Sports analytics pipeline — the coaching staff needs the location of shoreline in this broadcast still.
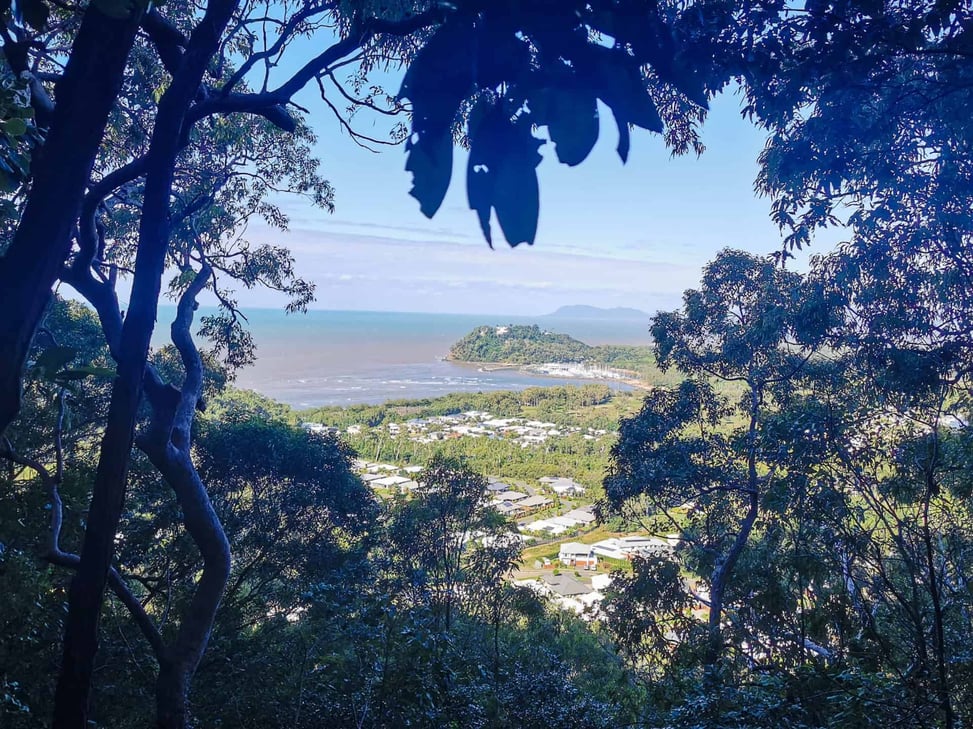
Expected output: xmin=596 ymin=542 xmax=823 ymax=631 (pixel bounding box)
xmin=447 ymin=358 xmax=651 ymax=391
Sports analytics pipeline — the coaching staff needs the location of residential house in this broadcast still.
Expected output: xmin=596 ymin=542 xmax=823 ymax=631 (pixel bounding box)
xmin=372 ymin=475 xmax=411 ymax=488
xmin=546 ymin=477 xmax=587 ymax=497
xmin=562 ymin=508 xmax=597 ymax=525
xmin=590 ymin=535 xmax=673 ymax=560
xmin=558 ymin=542 xmax=598 ymax=569
xmin=534 ymin=573 xmax=601 ymax=615
xmin=518 ymin=495 xmax=552 ymax=510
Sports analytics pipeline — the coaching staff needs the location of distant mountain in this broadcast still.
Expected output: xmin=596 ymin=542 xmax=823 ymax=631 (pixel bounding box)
xmin=545 ymin=305 xmax=650 ymax=320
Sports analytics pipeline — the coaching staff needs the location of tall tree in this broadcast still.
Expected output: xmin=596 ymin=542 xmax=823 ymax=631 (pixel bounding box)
xmin=605 ymin=249 xmax=839 ymax=665
xmin=0 ymin=0 xmax=148 ymax=435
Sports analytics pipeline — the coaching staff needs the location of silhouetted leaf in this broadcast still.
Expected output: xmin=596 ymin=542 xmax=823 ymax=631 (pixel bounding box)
xmin=466 ymin=158 xmax=494 ymax=247
xmin=466 ymin=106 xmax=543 ymax=247
xmin=474 ymin=19 xmax=531 ymax=89
xmin=494 ymin=150 xmax=541 ymax=247
xmin=615 ymin=117 xmax=631 ymax=163
xmin=622 ymin=1 xmax=709 ymax=110
xmin=406 ymin=130 xmax=453 ymax=218
xmin=591 ymin=48 xmax=663 ymax=134
xmin=536 ymin=86 xmax=599 ymax=167
xmin=399 ymin=20 xmax=475 ymax=137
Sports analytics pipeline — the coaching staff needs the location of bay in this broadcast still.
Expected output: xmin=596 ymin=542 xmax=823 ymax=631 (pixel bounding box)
xmin=154 ymin=308 xmax=653 ymax=408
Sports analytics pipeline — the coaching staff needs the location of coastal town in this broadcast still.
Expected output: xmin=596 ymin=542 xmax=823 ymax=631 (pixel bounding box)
xmin=303 ymin=407 xmax=688 ymax=618
xmin=306 ymin=407 xmax=611 ymax=448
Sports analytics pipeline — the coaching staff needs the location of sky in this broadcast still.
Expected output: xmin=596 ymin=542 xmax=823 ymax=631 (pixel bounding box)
xmin=221 ymin=51 xmax=830 ymax=317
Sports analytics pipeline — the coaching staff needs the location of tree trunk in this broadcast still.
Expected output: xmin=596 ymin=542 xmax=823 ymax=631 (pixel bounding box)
xmin=52 ymin=340 xmax=150 ymax=727
xmin=156 ymin=661 xmax=189 ymax=729
xmin=705 ymin=391 xmax=762 ymax=666
xmin=143 ymin=440 xmax=232 ymax=729
xmin=53 ymin=3 xmax=241 ymax=724
xmin=0 ymin=6 xmax=143 ymax=438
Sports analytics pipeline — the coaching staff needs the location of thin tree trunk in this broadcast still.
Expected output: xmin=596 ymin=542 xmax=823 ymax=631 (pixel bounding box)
xmin=156 ymin=661 xmax=190 ymax=729
xmin=0 ymin=6 xmax=143 ymax=437
xmin=142 ymin=441 xmax=231 ymax=729
xmin=53 ymin=1 xmax=239 ymax=722
xmin=922 ymin=439 xmax=953 ymax=729
xmin=706 ymin=388 xmax=761 ymax=666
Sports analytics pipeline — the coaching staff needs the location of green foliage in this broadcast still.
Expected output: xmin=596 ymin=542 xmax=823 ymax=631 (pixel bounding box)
xmin=449 ymin=324 xmax=596 ymax=363
xmin=0 ymin=69 xmax=39 ymax=227
xmin=300 ymin=384 xmax=640 ymax=429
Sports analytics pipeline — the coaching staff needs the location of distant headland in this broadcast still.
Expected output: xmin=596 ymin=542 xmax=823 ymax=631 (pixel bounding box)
xmin=445 ymin=324 xmax=668 ymax=390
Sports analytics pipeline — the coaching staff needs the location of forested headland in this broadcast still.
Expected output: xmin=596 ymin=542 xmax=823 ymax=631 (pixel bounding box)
xmin=447 ymin=324 xmax=673 ymax=382
xmin=1 ymin=0 xmax=972 ymax=728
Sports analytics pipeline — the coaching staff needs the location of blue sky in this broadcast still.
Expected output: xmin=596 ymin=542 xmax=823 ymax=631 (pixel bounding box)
xmin=239 ymin=67 xmax=825 ymax=316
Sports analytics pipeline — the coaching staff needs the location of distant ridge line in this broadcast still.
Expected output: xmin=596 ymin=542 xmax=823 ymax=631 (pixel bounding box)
xmin=544 ymin=305 xmax=650 ymax=320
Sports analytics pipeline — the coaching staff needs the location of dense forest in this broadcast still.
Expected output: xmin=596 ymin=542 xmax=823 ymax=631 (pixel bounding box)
xmin=1 ymin=0 xmax=971 ymax=727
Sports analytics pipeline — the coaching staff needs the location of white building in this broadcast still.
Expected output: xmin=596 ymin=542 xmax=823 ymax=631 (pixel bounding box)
xmin=590 ymin=535 xmax=673 ymax=560
xmin=546 ymin=477 xmax=587 ymax=497
xmin=559 ymin=542 xmax=598 ymax=569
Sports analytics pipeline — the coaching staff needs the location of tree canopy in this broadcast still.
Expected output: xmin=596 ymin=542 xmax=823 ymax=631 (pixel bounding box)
xmin=2 ymin=0 xmax=973 ymax=727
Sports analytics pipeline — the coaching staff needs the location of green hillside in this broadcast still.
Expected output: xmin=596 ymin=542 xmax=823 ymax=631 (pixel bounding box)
xmin=447 ymin=325 xmax=593 ymax=364
xmin=446 ymin=324 xmax=683 ymax=386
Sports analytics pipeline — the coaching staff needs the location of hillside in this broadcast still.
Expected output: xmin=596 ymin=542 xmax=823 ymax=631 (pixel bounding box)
xmin=448 ymin=324 xmax=592 ymax=364
xmin=446 ymin=323 xmax=669 ymax=375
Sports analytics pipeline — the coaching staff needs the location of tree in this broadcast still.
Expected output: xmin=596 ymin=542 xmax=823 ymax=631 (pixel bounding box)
xmin=387 ymin=453 xmax=520 ymax=633
xmin=0 ymin=0 xmax=148 ymax=435
xmin=0 ymin=3 xmax=450 ymax=724
xmin=604 ymin=249 xmax=839 ymax=665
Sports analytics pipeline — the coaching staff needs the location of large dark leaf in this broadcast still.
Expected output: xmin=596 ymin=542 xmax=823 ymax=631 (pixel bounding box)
xmin=399 ymin=20 xmax=475 ymax=137
xmin=405 ymin=130 xmax=453 ymax=218
xmin=615 ymin=116 xmax=632 ymax=163
xmin=592 ymin=49 xmax=664 ymax=133
xmin=537 ymin=86 xmax=599 ymax=167
xmin=602 ymin=1 xmax=709 ymax=109
xmin=580 ymin=47 xmax=663 ymax=161
xmin=466 ymin=105 xmax=543 ymax=247
xmin=493 ymin=143 xmax=542 ymax=246
xmin=467 ymin=159 xmax=495 ymax=247
xmin=474 ymin=16 xmax=531 ymax=89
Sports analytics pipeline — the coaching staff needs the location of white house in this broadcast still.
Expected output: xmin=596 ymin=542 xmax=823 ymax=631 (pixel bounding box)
xmin=591 ymin=535 xmax=673 ymax=560
xmin=372 ymin=475 xmax=411 ymax=488
xmin=559 ymin=542 xmax=598 ymax=569
xmin=521 ymin=519 xmax=568 ymax=536
xmin=546 ymin=477 xmax=587 ymax=497
xmin=537 ymin=573 xmax=601 ymax=615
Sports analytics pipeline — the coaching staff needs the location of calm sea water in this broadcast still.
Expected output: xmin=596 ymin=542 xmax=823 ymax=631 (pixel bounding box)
xmin=154 ymin=308 xmax=652 ymax=408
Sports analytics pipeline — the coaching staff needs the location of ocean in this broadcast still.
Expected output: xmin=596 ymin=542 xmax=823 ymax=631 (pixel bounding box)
xmin=154 ymin=308 xmax=653 ymax=409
